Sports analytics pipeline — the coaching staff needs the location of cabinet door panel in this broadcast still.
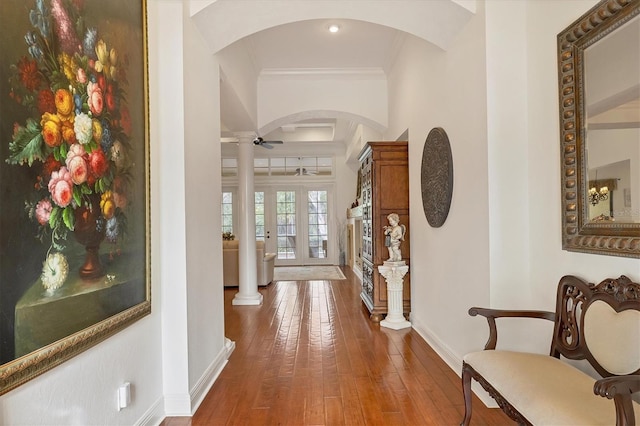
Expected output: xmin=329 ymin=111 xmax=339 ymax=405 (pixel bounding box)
xmin=378 ymin=164 xmax=409 ymax=210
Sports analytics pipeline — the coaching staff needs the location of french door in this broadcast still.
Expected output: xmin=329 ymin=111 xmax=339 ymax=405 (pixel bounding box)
xmin=257 ymin=186 xmax=334 ymax=266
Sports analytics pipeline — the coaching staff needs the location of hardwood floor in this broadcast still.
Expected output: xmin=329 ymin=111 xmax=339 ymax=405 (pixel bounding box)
xmin=162 ymin=267 xmax=511 ymax=425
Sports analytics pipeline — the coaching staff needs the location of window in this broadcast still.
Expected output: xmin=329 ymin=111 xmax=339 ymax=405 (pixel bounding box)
xmin=221 ymin=191 xmax=265 ymax=240
xmin=221 ymin=156 xmax=333 ymax=177
xmin=222 ymin=159 xmax=237 ymax=177
xmin=254 ymin=158 xmax=269 ymax=177
xmin=255 ymin=191 xmax=265 ymax=241
xmin=276 ymin=191 xmax=296 ymax=259
xmin=221 ymin=191 xmax=233 ymax=234
xmin=307 ymin=190 xmax=328 ymax=258
xmin=270 ymin=157 xmax=286 ymax=176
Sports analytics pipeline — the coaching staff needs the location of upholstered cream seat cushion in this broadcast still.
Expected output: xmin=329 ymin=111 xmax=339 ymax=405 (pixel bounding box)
xmin=222 ymin=240 xmax=275 ymax=287
xmin=464 ymin=350 xmax=640 ymax=426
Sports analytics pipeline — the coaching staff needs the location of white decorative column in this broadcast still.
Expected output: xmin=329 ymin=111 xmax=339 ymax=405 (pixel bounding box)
xmin=232 ymin=132 xmax=263 ymax=306
xmin=378 ymin=261 xmax=410 ymax=329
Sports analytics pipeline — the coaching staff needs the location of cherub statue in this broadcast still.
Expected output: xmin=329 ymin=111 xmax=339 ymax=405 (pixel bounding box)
xmin=383 ymin=213 xmax=406 ymax=262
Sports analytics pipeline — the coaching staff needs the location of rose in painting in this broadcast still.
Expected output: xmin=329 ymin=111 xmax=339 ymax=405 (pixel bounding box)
xmin=6 ymin=0 xmax=135 ymax=286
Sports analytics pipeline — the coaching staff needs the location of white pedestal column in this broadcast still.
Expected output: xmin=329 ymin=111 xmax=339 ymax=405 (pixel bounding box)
xmin=378 ymin=261 xmax=410 ymax=330
xmin=232 ymin=132 xmax=263 ymax=306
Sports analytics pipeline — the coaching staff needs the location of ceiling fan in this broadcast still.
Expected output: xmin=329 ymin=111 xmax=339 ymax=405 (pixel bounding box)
xmin=253 ymin=136 xmax=283 ymax=149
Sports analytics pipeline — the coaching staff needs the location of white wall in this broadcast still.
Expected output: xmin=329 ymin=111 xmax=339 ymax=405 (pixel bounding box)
xmin=257 ymin=70 xmax=388 ymax=132
xmin=334 ymin=152 xmax=359 ymax=259
xmin=345 ymin=123 xmax=384 ymax=167
xmin=217 ymin=43 xmax=260 ymax=130
xmin=485 ymin=0 xmax=532 ymax=311
xmin=159 ymin=0 xmax=232 ymax=416
xmin=525 ymin=0 xmax=640 ymax=309
xmin=182 ymin=1 xmax=229 ymax=412
xmin=385 ymin=0 xmax=640 ymax=378
xmin=386 ymin=2 xmax=491 ymax=364
xmin=0 ymin=315 xmax=164 ymax=426
xmin=156 ymin=0 xmax=191 ymax=416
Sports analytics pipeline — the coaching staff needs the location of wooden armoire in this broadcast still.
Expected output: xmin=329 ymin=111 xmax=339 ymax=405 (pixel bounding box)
xmin=358 ymin=141 xmax=410 ymax=322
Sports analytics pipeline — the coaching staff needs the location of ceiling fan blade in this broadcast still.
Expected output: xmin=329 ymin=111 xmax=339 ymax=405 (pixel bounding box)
xmin=253 ymin=137 xmax=283 ymax=148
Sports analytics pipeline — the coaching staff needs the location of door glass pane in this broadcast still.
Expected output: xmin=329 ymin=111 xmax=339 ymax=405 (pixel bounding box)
xmin=276 ymin=191 xmax=296 ymax=259
xmin=255 ymin=191 xmax=265 ymax=241
xmin=221 ymin=191 xmax=233 ymax=234
xmin=308 ymin=190 xmax=328 ymax=259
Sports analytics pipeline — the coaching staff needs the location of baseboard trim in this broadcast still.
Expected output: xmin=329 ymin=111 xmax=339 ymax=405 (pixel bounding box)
xmin=135 ymin=396 xmax=166 ymax=426
xmin=411 ymin=318 xmax=497 ymax=408
xmin=139 ymin=338 xmax=236 ymax=424
xmin=163 ymin=393 xmax=192 ymax=417
xmin=190 ymin=337 xmax=236 ymax=414
xmin=352 ymin=264 xmax=363 ymax=281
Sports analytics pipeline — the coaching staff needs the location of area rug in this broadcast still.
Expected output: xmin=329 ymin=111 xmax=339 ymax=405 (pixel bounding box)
xmin=274 ymin=265 xmax=346 ymax=281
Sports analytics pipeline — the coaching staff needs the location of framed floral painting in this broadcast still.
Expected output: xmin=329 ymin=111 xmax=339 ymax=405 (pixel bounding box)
xmin=0 ymin=0 xmax=149 ymax=395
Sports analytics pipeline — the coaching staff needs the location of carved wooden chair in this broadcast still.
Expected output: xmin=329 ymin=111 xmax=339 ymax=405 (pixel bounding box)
xmin=460 ymin=275 xmax=640 ymax=425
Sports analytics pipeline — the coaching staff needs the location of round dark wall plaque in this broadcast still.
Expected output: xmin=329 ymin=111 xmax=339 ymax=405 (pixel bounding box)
xmin=421 ymin=127 xmax=453 ymax=228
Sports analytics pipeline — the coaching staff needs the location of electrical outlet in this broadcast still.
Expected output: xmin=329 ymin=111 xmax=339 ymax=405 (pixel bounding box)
xmin=117 ymin=382 xmax=131 ymax=411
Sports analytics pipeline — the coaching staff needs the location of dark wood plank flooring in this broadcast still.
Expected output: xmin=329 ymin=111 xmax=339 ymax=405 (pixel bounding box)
xmin=162 ymin=266 xmax=510 ymax=425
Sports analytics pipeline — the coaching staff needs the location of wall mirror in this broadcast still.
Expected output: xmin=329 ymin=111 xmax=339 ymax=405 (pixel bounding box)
xmin=558 ymin=0 xmax=640 ymax=257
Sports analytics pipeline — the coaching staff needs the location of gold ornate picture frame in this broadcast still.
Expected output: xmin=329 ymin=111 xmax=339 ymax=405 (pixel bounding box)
xmin=0 ymin=0 xmax=150 ymax=395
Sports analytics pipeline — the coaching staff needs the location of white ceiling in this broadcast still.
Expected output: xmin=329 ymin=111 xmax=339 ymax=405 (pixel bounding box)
xmin=246 ymin=19 xmax=404 ymax=71
xmin=220 ymin=19 xmax=405 ymax=150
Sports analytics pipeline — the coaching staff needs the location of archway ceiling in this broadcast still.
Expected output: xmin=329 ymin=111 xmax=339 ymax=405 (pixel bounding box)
xmin=247 ymin=19 xmax=403 ymax=71
xmin=203 ymin=1 xmax=475 ymax=151
xmin=219 ymin=19 xmax=403 ymax=151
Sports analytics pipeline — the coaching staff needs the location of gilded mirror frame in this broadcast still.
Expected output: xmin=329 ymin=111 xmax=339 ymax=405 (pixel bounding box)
xmin=558 ymin=0 xmax=640 ymax=258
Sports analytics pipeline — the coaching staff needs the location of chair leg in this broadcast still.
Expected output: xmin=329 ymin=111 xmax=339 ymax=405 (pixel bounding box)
xmin=461 ymin=362 xmax=473 ymax=426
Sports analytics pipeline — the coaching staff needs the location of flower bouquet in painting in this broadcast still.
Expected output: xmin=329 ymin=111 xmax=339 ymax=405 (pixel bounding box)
xmin=7 ymin=0 xmax=134 ymax=287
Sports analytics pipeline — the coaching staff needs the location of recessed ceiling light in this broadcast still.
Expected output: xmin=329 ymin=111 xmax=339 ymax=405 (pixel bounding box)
xmin=328 ymin=24 xmax=340 ymax=33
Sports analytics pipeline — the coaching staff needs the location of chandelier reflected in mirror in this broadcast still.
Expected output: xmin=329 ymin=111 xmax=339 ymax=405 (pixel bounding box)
xmin=589 ymin=184 xmax=609 ymax=206
xmin=588 ymin=171 xmax=611 ymax=206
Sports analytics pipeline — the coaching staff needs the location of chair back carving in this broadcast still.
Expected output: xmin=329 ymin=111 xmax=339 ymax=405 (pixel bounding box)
xmin=550 ymin=275 xmax=640 ymax=378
